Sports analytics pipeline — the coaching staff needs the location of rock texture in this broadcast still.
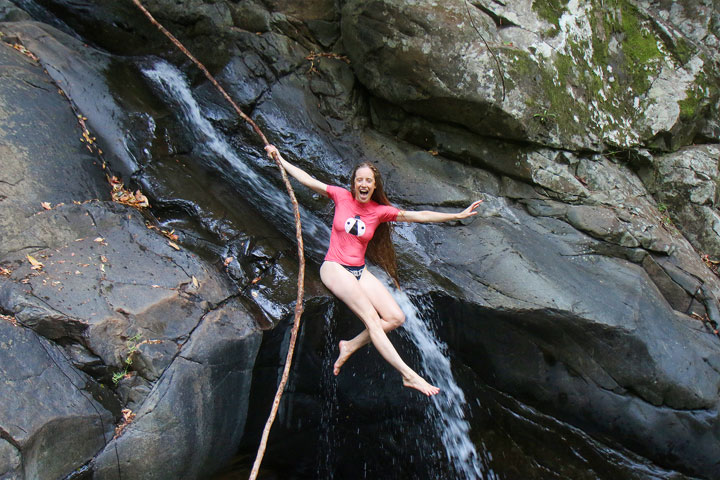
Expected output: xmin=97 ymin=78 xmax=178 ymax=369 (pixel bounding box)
xmin=0 ymin=32 xmax=265 ymax=480
xmin=2 ymin=0 xmax=720 ymax=479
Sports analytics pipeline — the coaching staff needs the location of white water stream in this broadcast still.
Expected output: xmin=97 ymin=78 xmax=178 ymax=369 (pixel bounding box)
xmin=395 ymin=290 xmax=494 ymax=480
xmin=140 ymin=60 xmax=327 ymax=252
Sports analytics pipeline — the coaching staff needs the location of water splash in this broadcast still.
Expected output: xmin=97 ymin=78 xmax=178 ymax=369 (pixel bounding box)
xmin=394 ymin=290 xmax=495 ymax=480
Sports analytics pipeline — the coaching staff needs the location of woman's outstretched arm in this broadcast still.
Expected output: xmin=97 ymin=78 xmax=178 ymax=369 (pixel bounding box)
xmin=265 ymin=145 xmax=328 ymax=196
xmin=397 ymin=200 xmax=482 ymax=223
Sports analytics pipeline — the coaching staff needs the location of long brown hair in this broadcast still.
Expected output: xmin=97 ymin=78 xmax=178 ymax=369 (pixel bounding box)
xmin=351 ymin=162 xmax=400 ymax=287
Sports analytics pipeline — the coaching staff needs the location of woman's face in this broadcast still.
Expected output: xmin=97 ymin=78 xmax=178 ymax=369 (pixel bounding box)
xmin=353 ymin=166 xmax=376 ymax=203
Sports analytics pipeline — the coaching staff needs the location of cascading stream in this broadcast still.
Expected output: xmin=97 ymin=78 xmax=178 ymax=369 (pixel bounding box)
xmin=140 ymin=59 xmax=329 ymax=256
xmin=395 ymin=290 xmax=496 ymax=480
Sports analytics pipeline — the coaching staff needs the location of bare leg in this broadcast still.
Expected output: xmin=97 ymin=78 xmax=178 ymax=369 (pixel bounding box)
xmin=321 ymin=262 xmax=439 ymax=396
xmin=334 ymin=269 xmax=405 ymax=375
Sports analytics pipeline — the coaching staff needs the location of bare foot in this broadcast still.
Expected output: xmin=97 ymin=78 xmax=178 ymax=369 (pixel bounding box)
xmin=403 ymin=375 xmax=440 ymax=396
xmin=333 ymin=340 xmax=352 ymax=376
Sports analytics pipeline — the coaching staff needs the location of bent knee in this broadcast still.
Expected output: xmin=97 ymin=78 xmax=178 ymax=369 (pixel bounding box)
xmin=387 ymin=311 xmax=405 ymax=328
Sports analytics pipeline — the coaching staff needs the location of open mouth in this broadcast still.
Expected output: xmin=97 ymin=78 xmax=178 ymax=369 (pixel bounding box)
xmin=357 ymin=187 xmax=370 ymax=199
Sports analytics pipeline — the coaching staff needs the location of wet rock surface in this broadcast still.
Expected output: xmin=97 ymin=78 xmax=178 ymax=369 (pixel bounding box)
xmin=2 ymin=0 xmax=720 ymax=479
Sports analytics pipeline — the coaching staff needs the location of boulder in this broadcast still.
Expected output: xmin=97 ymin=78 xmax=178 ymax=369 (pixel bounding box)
xmin=0 ymin=319 xmax=114 ymax=479
xmin=341 ymin=0 xmax=720 ymax=151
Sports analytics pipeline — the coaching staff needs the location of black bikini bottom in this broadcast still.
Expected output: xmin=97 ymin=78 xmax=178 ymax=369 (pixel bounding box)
xmin=341 ymin=264 xmax=365 ymax=280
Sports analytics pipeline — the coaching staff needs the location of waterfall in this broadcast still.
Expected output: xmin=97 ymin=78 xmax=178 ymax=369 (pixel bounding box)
xmin=139 ymin=59 xmax=328 ymax=254
xmin=141 ymin=57 xmax=492 ymax=478
xmin=395 ymin=290 xmax=495 ymax=480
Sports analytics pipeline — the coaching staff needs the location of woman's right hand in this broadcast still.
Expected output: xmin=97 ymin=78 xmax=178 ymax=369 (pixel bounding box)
xmin=264 ymin=144 xmax=280 ymax=160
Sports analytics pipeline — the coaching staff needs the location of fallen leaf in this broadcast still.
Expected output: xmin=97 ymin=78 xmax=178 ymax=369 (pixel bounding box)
xmin=192 ymin=276 xmax=199 ymax=288
xmin=168 ymin=241 xmax=180 ymax=251
xmin=27 ymin=255 xmax=43 ymax=270
xmin=134 ymin=191 xmax=150 ymax=208
xmin=224 ymin=257 xmax=234 ymax=266
xmin=251 ymin=290 xmax=258 ymax=298
xmin=41 ymin=202 xmax=52 ymax=210
xmin=114 ymin=408 xmax=136 ymax=439
xmin=0 ymin=267 xmax=10 ymax=276
xmin=251 ymin=276 xmax=261 ymax=284
xmin=94 ymin=237 xmax=104 ymax=243
xmin=100 ymin=255 xmax=108 ymax=263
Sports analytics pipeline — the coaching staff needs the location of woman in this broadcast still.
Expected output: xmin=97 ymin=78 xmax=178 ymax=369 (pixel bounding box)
xmin=265 ymin=145 xmax=481 ymax=397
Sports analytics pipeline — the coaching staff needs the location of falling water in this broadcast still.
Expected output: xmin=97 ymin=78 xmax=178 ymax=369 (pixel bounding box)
xmin=317 ymin=304 xmax=339 ymax=478
xmin=140 ymin=59 xmax=328 ymax=253
xmin=394 ymin=290 xmax=495 ymax=480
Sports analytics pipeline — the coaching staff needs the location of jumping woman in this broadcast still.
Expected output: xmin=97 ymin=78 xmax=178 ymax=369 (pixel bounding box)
xmin=265 ymin=145 xmax=481 ymax=397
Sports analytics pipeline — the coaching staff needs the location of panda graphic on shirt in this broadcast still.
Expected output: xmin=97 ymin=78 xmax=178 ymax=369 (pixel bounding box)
xmin=344 ymin=215 xmax=366 ymax=237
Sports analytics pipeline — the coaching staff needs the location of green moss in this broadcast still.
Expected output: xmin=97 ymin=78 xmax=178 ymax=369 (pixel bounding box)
xmin=508 ymin=50 xmax=586 ymax=131
xmin=532 ymin=0 xmax=569 ymax=30
xmin=619 ymin=1 xmax=661 ymax=64
xmin=678 ymin=71 xmax=708 ymax=121
xmin=668 ymin=36 xmax=695 ymax=65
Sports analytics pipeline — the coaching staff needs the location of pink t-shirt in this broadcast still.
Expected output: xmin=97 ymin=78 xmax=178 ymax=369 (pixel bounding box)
xmin=324 ymin=185 xmax=400 ymax=266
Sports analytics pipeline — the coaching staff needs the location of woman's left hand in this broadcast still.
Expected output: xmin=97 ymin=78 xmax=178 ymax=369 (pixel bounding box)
xmin=457 ymin=200 xmax=483 ymax=219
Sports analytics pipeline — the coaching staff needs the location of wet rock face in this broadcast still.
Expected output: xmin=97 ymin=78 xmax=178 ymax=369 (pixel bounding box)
xmin=0 ymin=31 xmax=267 ymax=480
xmin=0 ymin=319 xmax=114 ymax=480
xmin=2 ymin=0 xmax=720 ymax=479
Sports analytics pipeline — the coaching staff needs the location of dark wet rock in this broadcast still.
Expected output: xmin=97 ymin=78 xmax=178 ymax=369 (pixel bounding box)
xmin=92 ymin=297 xmax=260 ymax=479
xmin=0 ymin=31 xmax=270 ymax=480
xmin=436 ymin=292 xmax=720 ymax=478
xmin=0 ymin=319 xmax=114 ymax=480
xmin=0 ymin=21 xmax=143 ymax=177
xmin=0 ymin=0 xmax=30 ymax=21
xmin=0 ymin=39 xmax=108 ymax=259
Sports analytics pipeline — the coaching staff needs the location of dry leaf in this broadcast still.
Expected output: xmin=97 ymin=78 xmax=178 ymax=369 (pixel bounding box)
xmin=100 ymin=255 xmax=108 ymax=263
xmin=114 ymin=408 xmax=136 ymax=439
xmin=41 ymin=202 xmax=52 ymax=210
xmin=167 ymin=241 xmax=180 ymax=251
xmin=251 ymin=290 xmax=258 ymax=298
xmin=251 ymin=276 xmax=261 ymax=284
xmin=27 ymin=255 xmax=43 ymax=270
xmin=223 ymin=257 xmax=234 ymax=266
xmin=191 ymin=276 xmax=199 ymax=288
xmin=94 ymin=237 xmax=104 ymax=243
xmin=0 ymin=267 xmax=11 ymax=276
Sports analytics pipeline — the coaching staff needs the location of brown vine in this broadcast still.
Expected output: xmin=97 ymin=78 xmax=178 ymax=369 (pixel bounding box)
xmin=130 ymin=2 xmax=306 ymax=479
